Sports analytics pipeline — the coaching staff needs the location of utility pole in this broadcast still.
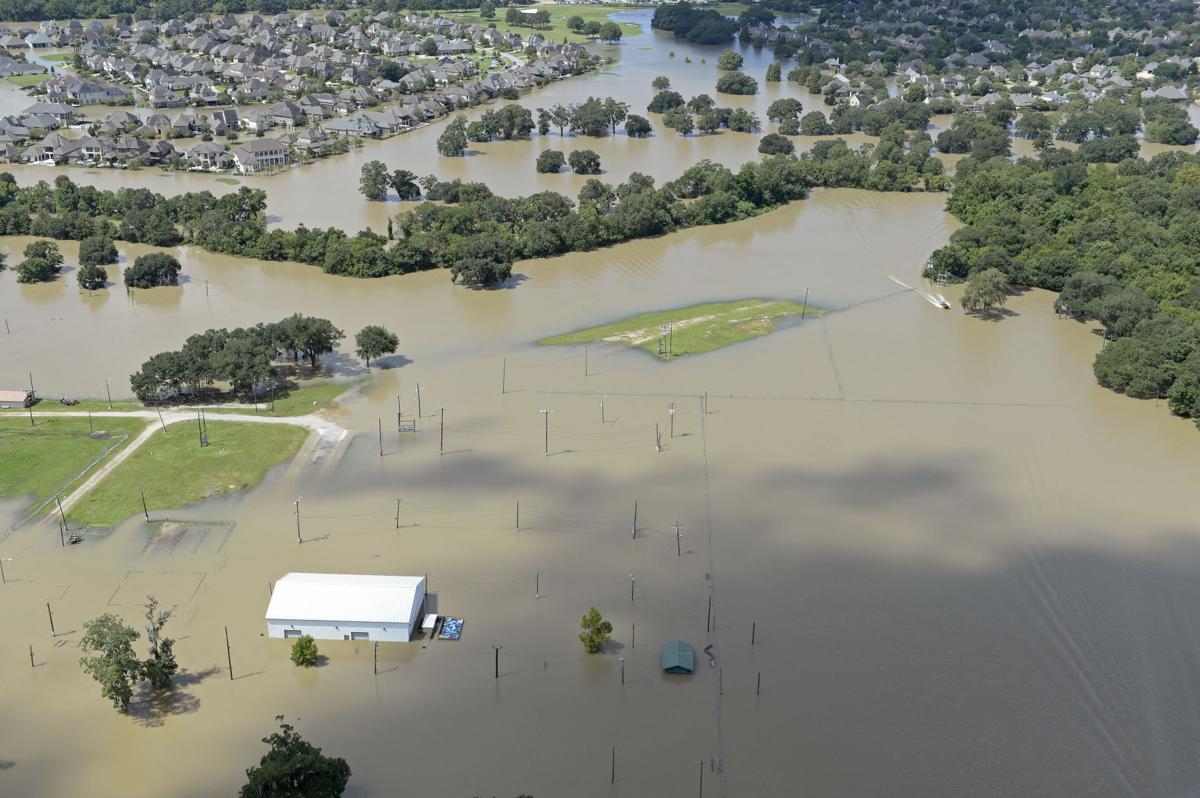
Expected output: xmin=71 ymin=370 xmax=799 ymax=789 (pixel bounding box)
xmin=538 ymin=409 xmax=552 ymax=455
xmin=46 ymin=603 xmax=55 ymax=635
xmin=655 ymin=423 xmax=661 ymax=453
xmin=225 ymin=625 xmax=233 ymax=680
xmin=54 ymin=494 xmax=67 ymax=531
xmin=584 ymin=343 xmax=588 ymax=377
xmin=619 ymin=656 xmax=624 ymax=685
xmin=439 ymin=407 xmax=444 ymax=454
xmin=632 ymin=501 xmax=638 ymax=539
xmin=395 ymin=498 xmax=400 ymax=529
xmin=0 ymin=556 xmax=6 ymax=584
xmin=668 ymin=402 xmax=676 ymax=438
xmin=373 ymin=642 xmax=378 ymax=675
xmin=378 ymin=417 xmax=383 ymax=457
xmin=27 ymin=403 xmax=34 ymax=428
xmin=751 ymin=621 xmax=756 ymax=645
xmin=28 ymin=371 xmax=34 ymax=395
xmin=629 ymin=573 xmax=635 ymax=602
xmin=801 ymin=287 xmax=810 ymax=320
xmin=493 ymin=645 xmax=501 ymax=679
xmin=294 ymin=497 xmax=302 ymax=544
xmin=515 ymin=499 xmax=520 ymax=531
xmin=601 ymin=395 xmax=606 ymax=424
xmin=88 ymin=411 xmax=93 ymax=435
xmin=105 ymin=378 xmax=112 ymax=409
xmin=676 ymin=521 xmax=682 ymax=557
xmin=501 ymin=358 xmax=506 ymax=394
xmin=698 ymin=760 xmax=704 ymax=797
xmin=415 ymin=382 xmax=422 ymax=418
xmin=141 ymin=490 xmax=149 ymax=522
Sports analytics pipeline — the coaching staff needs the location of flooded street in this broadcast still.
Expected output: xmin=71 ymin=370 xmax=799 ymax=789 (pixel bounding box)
xmin=3 ymin=14 xmax=1200 ymax=798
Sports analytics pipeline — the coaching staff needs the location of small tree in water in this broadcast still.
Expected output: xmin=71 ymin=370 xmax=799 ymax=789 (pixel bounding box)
xmin=579 ymin=607 xmax=613 ymax=653
xmin=354 ymin=325 xmax=399 ymax=368
xmin=291 ymin=635 xmax=319 ymax=668
xmin=141 ymin=596 xmax=178 ymax=689
xmin=241 ymin=716 xmax=350 ymax=798
xmin=79 ymin=613 xmax=142 ymax=710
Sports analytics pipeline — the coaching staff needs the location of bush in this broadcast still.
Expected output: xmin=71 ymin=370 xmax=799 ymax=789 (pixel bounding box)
xmin=715 ymin=72 xmax=758 ymax=95
xmin=799 ymin=111 xmax=833 ymax=136
xmin=757 ymin=133 xmax=794 ymax=155
xmin=290 ymin=635 xmax=319 ymax=667
xmin=716 ymin=49 xmax=743 ymax=71
xmin=536 ymin=149 xmax=565 ymax=173
xmin=647 ymin=90 xmax=685 ymax=113
xmin=15 ymin=257 xmax=59 ymax=283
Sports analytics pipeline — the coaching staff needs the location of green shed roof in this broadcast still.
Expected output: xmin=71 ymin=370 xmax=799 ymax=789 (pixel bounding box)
xmin=661 ymin=640 xmax=695 ymax=674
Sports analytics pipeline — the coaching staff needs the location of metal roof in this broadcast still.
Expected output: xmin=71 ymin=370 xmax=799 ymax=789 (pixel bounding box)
xmin=661 ymin=640 xmax=695 ymax=673
xmin=0 ymin=389 xmax=31 ymax=402
xmin=265 ymin=572 xmax=424 ymax=624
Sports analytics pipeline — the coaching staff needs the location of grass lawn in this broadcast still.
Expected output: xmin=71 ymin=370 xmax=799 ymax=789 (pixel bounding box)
xmin=7 ymin=73 xmax=48 ymax=87
xmin=446 ymin=4 xmax=641 ymax=44
xmin=41 ymin=52 xmax=72 ymax=61
xmin=0 ymin=415 xmax=148 ymax=513
xmin=540 ymin=299 xmax=821 ymax=359
xmin=215 ymin=176 xmax=240 ymax=185
xmin=69 ymin=420 xmax=309 ymax=526
xmin=0 ymin=399 xmax=144 ymax=415
xmin=205 ymin=381 xmax=353 ymax=417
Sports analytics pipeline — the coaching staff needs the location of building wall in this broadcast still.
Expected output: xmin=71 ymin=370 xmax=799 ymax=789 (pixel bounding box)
xmin=267 ymin=618 xmax=411 ymax=642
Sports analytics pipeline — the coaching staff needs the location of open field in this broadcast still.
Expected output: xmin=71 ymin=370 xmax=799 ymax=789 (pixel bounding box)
xmin=0 ymin=415 xmax=148 ymax=514
xmin=0 ymin=398 xmax=143 ymax=415
xmin=67 ymin=420 xmax=309 ymax=525
xmin=539 ymin=298 xmax=820 ymax=358
xmin=7 ymin=73 xmax=48 ymax=87
xmin=41 ymin=52 xmax=72 ymax=61
xmin=446 ymin=4 xmax=641 ymax=44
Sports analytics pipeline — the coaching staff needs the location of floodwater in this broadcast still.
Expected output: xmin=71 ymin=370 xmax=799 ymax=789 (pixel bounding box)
xmin=3 ymin=16 xmax=1200 ymax=798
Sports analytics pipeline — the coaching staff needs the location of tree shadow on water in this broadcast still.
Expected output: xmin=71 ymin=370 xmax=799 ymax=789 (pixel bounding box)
xmin=127 ymin=666 xmax=219 ymax=727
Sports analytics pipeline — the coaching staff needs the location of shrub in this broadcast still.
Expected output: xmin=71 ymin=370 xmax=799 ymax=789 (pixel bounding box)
xmin=536 ymin=149 xmax=565 ymax=173
xmin=290 ymin=635 xmax=318 ymax=667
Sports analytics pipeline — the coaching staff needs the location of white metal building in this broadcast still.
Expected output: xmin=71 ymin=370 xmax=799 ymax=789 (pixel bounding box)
xmin=265 ymin=573 xmax=426 ymax=642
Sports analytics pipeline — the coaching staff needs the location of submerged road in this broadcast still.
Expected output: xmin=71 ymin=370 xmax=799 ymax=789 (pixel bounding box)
xmin=25 ymin=410 xmax=347 ymax=519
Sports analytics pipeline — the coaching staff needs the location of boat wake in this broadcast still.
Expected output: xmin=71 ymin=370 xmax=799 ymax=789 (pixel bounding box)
xmin=889 ymin=274 xmax=951 ymax=309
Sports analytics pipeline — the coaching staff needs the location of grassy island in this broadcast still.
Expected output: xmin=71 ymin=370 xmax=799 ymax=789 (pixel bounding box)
xmin=539 ymin=299 xmax=820 ymax=359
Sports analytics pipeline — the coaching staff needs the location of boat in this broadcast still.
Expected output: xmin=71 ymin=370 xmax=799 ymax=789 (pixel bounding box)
xmin=934 ymin=293 xmax=951 ymax=309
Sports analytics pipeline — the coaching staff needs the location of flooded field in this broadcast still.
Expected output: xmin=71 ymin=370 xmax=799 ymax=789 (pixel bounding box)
xmin=4 ymin=14 xmax=1200 ymax=798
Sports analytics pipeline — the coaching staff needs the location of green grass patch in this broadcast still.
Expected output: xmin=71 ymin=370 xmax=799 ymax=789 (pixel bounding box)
xmin=7 ymin=73 xmax=48 ymax=87
xmin=540 ymin=299 xmax=821 ymax=359
xmin=0 ymin=399 xmax=143 ymax=415
xmin=0 ymin=415 xmax=148 ymax=512
xmin=69 ymin=420 xmax=308 ymax=526
xmin=215 ymin=176 xmax=240 ymax=185
xmin=446 ymin=4 xmax=640 ymax=43
xmin=41 ymin=52 xmax=72 ymax=61
xmin=204 ymin=381 xmax=352 ymax=417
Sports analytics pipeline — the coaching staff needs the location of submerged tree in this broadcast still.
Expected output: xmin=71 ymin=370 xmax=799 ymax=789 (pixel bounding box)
xmin=290 ymin=635 xmax=319 ymax=668
xmin=579 ymin=607 xmax=613 ymax=653
xmin=240 ymin=716 xmax=351 ymax=798
xmin=358 ymin=160 xmax=389 ymax=201
xmin=141 ymin=596 xmax=178 ymax=689
xmin=79 ymin=614 xmax=142 ymax=710
xmin=961 ymin=268 xmax=1010 ymax=314
xmin=436 ymin=115 xmax=469 ymax=157
xmin=354 ymin=325 xmax=399 ymax=368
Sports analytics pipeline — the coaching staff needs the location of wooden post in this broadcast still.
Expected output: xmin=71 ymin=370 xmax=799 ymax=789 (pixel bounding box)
xmin=494 ymin=645 xmax=500 ymax=679
xmin=515 ymin=500 xmax=520 ymax=531
xmin=501 ymin=357 xmax=506 ymax=394
xmin=378 ymin=417 xmax=383 ymax=457
xmin=29 ymin=644 xmax=34 ymax=668
xmin=719 ymin=667 xmax=723 ymax=695
xmin=105 ymin=378 xmax=112 ymax=409
xmin=632 ymin=500 xmax=637 ymax=539
xmin=27 ymin=404 xmax=34 ymax=427
xmin=611 ymin=746 xmax=615 ymax=785
xmin=0 ymin=557 xmax=5 ymax=584
xmin=395 ymin=498 xmax=400 ymax=529
xmin=584 ymin=343 xmax=588 ymax=376
xmin=632 ymin=623 xmax=635 ymax=649
xmin=630 ymin=573 xmax=635 ymax=602
xmin=757 ymin=671 xmax=761 ymax=695
xmin=416 ymin=382 xmax=421 ymax=417
xmin=54 ymin=495 xmax=67 ymax=531
xmin=676 ymin=521 xmax=681 ymax=557
xmin=619 ymin=656 xmax=624 ymax=685
xmin=699 ymin=759 xmax=704 ymax=797
xmin=535 ymin=571 xmax=539 ymax=599
xmin=439 ymin=407 xmax=444 ymax=454
xmin=46 ymin=603 xmax=55 ymax=635
xmin=88 ymin=410 xmax=94 ymax=435
xmin=225 ymin=625 xmax=233 ymax=680
xmin=294 ymin=498 xmax=301 ymax=544
xmin=373 ymin=642 xmax=378 ymax=675
xmin=801 ymin=287 xmax=810 ymax=320
xmin=707 ymin=595 xmax=712 ymax=633
xmin=141 ymin=490 xmax=149 ymax=522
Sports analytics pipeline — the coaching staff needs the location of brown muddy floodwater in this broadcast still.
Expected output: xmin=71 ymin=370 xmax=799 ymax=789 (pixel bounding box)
xmin=4 ymin=18 xmax=1200 ymax=798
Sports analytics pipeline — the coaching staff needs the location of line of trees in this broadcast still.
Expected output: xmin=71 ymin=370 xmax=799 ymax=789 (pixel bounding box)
xmin=928 ymin=149 xmax=1200 ymax=428
xmin=129 ymin=314 xmax=345 ymax=402
xmin=651 ymin=1 xmax=737 ymax=44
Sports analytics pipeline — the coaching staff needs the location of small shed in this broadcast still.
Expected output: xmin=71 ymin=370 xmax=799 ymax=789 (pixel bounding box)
xmin=661 ymin=641 xmax=695 ymax=674
xmin=0 ymin=389 xmax=33 ymax=408
xmin=265 ymin=572 xmax=426 ymax=642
